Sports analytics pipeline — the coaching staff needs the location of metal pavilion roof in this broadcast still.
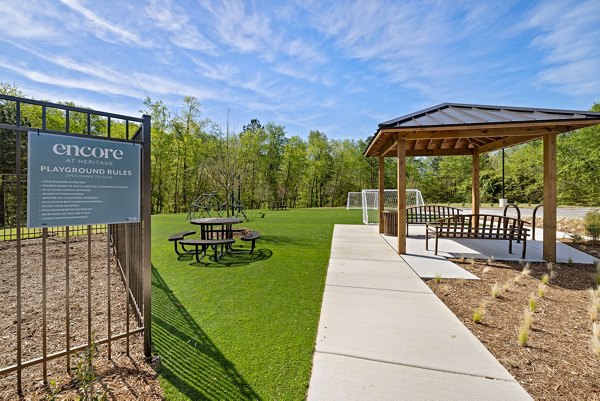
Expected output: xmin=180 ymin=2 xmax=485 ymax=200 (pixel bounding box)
xmin=364 ymin=103 xmax=600 ymax=157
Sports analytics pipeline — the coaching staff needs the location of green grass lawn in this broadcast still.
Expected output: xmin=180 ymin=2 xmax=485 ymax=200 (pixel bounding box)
xmin=151 ymin=208 xmax=362 ymax=400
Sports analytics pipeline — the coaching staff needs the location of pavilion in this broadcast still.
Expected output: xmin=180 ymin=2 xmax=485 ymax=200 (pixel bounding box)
xmin=363 ymin=103 xmax=600 ymax=262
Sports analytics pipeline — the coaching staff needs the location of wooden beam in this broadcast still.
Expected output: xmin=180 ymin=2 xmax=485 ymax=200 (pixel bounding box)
xmin=405 ymin=148 xmax=474 ymax=157
xmin=397 ymin=134 xmax=406 ymax=254
xmin=381 ymin=119 xmax=600 ymax=134
xmin=543 ymin=134 xmax=557 ymax=262
xmin=378 ymin=157 xmax=385 ymax=234
xmin=477 ymin=135 xmax=543 ymax=153
xmin=380 ymin=136 xmax=397 ymax=158
xmin=366 ymin=119 xmax=600 ymax=157
xmin=472 ymin=148 xmax=480 ymax=216
xmin=404 ymin=127 xmax=555 ymax=140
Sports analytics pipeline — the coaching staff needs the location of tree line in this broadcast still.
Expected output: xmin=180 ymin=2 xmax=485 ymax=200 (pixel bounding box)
xmin=1 ymin=82 xmax=599 ymax=225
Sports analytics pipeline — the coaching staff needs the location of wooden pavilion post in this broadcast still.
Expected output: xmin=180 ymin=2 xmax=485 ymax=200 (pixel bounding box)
xmin=378 ymin=157 xmax=385 ymax=234
xmin=397 ymin=135 xmax=406 ymax=254
xmin=471 ymin=149 xmax=480 ymax=216
xmin=543 ymin=133 xmax=557 ymax=262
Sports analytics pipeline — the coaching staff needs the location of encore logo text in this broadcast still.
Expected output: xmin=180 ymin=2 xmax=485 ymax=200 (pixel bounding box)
xmin=52 ymin=143 xmax=124 ymax=160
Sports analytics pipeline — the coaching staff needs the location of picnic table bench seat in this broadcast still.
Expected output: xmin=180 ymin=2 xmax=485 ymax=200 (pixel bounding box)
xmin=168 ymin=231 xmax=196 ymax=255
xmin=179 ymin=238 xmax=235 ymax=262
xmin=425 ymin=214 xmax=529 ymax=258
xmin=239 ymin=231 xmax=261 ymax=254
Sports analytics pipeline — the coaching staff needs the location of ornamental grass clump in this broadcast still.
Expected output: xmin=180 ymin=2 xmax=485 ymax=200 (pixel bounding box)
xmin=591 ymin=322 xmax=600 ymax=357
xmin=528 ymin=294 xmax=537 ymax=312
xmin=473 ymin=302 xmax=486 ymax=324
xmin=541 ymin=273 xmax=550 ymax=285
xmin=590 ymin=288 xmax=600 ymax=322
xmin=518 ymin=310 xmax=534 ymax=347
xmin=482 ymin=266 xmax=492 ymax=275
xmin=434 ymin=274 xmax=442 ymax=284
xmin=491 ymin=282 xmax=501 ymax=299
xmin=538 ymin=283 xmax=547 ymax=298
xmin=522 ymin=263 xmax=532 ymax=278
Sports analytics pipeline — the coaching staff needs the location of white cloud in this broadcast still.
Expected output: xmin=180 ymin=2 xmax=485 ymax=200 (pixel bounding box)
xmin=202 ymin=0 xmax=272 ymax=53
xmin=0 ymin=58 xmax=146 ymax=98
xmin=271 ymin=63 xmax=333 ymax=86
xmin=0 ymin=1 xmax=64 ymax=42
xmin=58 ymin=0 xmax=150 ymax=47
xmin=524 ymin=0 xmax=600 ymax=97
xmin=192 ymin=59 xmax=238 ymax=82
xmin=145 ymin=0 xmax=218 ymax=54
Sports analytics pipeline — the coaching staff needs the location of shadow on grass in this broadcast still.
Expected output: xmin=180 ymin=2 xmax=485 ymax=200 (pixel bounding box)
xmin=152 ymin=266 xmax=261 ymax=400
xmin=176 ymin=248 xmax=273 ymax=268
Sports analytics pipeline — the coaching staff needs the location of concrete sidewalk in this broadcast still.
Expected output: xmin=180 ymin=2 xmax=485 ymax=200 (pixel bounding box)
xmin=307 ymin=224 xmax=532 ymax=401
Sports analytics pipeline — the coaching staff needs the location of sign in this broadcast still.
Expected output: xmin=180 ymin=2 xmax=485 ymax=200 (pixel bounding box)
xmin=27 ymin=132 xmax=141 ymax=228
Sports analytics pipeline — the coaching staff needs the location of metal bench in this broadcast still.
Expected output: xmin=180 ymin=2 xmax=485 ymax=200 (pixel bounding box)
xmin=179 ymin=238 xmax=235 ymax=262
xmin=168 ymin=231 xmax=196 ymax=255
xmin=382 ymin=206 xmax=463 ymax=236
xmin=426 ymin=214 xmax=529 ymax=258
xmin=407 ymin=205 xmax=463 ymax=235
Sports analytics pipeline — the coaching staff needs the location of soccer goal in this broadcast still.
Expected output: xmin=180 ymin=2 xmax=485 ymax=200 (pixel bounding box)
xmin=346 ymin=192 xmax=363 ymax=209
xmin=361 ymin=189 xmax=424 ymax=225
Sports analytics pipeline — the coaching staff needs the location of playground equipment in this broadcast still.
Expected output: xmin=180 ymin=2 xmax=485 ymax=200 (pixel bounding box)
xmin=187 ymin=192 xmax=248 ymax=221
xmin=186 ymin=192 xmax=225 ymax=220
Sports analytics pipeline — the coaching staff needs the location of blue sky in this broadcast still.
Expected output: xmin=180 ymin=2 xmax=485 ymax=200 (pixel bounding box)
xmin=1 ymin=0 xmax=599 ymax=140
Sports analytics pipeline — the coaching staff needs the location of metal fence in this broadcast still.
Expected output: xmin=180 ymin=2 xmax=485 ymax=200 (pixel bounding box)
xmin=0 ymin=94 xmax=151 ymax=394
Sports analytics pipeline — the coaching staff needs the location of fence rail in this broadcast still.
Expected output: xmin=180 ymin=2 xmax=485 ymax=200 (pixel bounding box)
xmin=0 ymin=94 xmax=151 ymax=395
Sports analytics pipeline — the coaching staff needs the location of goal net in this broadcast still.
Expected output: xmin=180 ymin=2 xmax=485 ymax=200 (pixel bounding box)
xmin=346 ymin=192 xmax=363 ymax=209
xmin=361 ymin=189 xmax=424 ymax=225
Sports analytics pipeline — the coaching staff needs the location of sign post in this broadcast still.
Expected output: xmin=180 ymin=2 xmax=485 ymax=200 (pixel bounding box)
xmin=27 ymin=132 xmax=141 ymax=228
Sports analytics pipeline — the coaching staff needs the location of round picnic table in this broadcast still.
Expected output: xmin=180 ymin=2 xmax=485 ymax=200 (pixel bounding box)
xmin=189 ymin=217 xmax=243 ymax=240
xmin=188 ymin=217 xmax=244 ymax=261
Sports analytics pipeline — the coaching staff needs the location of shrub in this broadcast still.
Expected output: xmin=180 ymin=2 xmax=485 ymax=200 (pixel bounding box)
xmin=74 ymin=340 xmax=108 ymax=401
xmin=584 ymin=211 xmax=600 ymax=241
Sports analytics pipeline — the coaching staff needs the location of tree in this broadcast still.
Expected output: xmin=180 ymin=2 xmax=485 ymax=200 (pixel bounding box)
xmin=0 ymin=83 xmax=30 ymax=226
xmin=264 ymin=122 xmax=287 ymax=202
xmin=305 ymin=131 xmax=332 ymax=207
xmin=280 ymin=136 xmax=307 ymax=207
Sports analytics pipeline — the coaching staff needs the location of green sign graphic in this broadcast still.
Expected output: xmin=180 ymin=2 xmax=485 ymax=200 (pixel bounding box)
xmin=27 ymin=132 xmax=141 ymax=228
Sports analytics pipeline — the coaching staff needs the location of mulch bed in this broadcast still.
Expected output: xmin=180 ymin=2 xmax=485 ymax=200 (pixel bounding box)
xmin=427 ymin=240 xmax=600 ymax=401
xmin=0 ymin=234 xmax=163 ymax=400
